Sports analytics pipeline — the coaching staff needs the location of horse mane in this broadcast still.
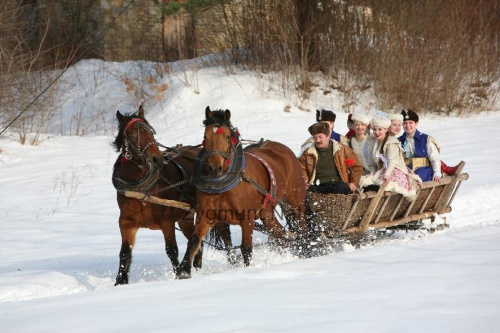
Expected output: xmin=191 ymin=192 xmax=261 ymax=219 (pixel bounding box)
xmin=203 ymin=109 xmax=232 ymax=128
xmin=112 ymin=112 xmax=148 ymax=152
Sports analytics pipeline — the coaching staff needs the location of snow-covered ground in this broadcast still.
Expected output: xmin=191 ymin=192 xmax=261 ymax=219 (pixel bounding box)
xmin=1 ymin=60 xmax=500 ymax=332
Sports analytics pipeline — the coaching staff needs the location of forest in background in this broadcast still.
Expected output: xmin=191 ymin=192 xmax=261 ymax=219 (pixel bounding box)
xmin=1 ymin=0 xmax=499 ymax=144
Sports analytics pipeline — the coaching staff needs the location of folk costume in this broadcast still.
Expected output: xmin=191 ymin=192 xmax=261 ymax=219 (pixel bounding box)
xmin=348 ymin=112 xmax=376 ymax=175
xmin=345 ymin=113 xmax=355 ymax=139
xmin=360 ymin=114 xmax=422 ymax=201
xmin=398 ymin=109 xmax=441 ymax=182
xmin=316 ymin=109 xmax=349 ymax=144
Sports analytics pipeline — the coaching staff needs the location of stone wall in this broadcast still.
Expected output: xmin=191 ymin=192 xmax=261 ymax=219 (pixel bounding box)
xmin=39 ymin=0 xmax=194 ymax=62
xmin=99 ymin=0 xmax=164 ymax=62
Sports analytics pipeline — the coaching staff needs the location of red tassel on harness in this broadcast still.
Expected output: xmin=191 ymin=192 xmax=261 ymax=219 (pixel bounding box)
xmin=262 ymin=193 xmax=277 ymax=210
xmin=231 ymin=130 xmax=240 ymax=145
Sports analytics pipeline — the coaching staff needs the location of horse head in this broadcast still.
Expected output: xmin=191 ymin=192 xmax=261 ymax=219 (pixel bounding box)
xmin=202 ymin=106 xmax=239 ymax=177
xmin=114 ymin=105 xmax=163 ymax=171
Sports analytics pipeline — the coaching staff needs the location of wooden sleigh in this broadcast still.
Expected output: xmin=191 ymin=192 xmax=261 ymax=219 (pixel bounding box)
xmin=306 ymin=161 xmax=468 ymax=237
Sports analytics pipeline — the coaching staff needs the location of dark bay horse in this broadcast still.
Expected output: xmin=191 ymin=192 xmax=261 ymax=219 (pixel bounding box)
xmin=112 ymin=105 xmax=206 ymax=285
xmin=175 ymin=107 xmax=307 ymax=279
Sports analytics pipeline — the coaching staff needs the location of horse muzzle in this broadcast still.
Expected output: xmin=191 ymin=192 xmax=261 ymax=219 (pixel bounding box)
xmin=207 ymin=164 xmax=224 ymax=177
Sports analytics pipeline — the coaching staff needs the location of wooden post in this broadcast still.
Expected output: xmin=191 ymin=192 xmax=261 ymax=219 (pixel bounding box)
xmin=435 ymin=162 xmax=466 ymax=214
xmin=373 ymin=195 xmax=391 ymax=224
xmin=418 ymin=187 xmax=435 ymax=214
xmin=390 ymin=196 xmax=405 ymax=220
xmin=121 ymin=191 xmax=191 ymax=211
xmin=358 ymin=183 xmax=387 ymax=231
xmin=345 ymin=207 xmax=452 ymax=232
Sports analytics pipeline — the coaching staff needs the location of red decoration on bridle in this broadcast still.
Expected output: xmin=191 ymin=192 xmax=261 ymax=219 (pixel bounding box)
xmin=205 ymin=126 xmax=241 ymax=165
xmin=123 ymin=118 xmax=143 ymax=132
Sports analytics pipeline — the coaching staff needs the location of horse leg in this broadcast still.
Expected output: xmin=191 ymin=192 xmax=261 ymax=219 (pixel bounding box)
xmin=217 ymin=223 xmax=237 ymax=265
xmin=261 ymin=208 xmax=289 ymax=247
xmin=282 ymin=193 xmax=311 ymax=257
xmin=160 ymin=220 xmax=180 ymax=272
xmin=115 ymin=226 xmax=138 ymax=286
xmin=193 ymin=245 xmax=203 ymax=270
xmin=176 ymin=216 xmax=212 ymax=279
xmin=178 ymin=218 xmax=203 ymax=270
xmin=240 ymin=219 xmax=255 ymax=266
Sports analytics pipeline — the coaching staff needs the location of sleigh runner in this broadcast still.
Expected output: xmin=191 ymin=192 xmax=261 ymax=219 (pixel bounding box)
xmin=306 ymin=161 xmax=468 ymax=236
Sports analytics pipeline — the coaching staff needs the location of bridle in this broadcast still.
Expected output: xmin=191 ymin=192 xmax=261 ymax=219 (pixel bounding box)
xmin=113 ymin=117 xmax=162 ymax=194
xmin=122 ymin=118 xmax=161 ymax=170
xmin=203 ymin=126 xmax=236 ymax=166
xmin=193 ymin=124 xmax=246 ymax=193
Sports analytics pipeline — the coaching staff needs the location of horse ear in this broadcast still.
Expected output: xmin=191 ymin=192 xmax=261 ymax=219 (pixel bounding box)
xmin=224 ymin=109 xmax=231 ymax=122
xmin=116 ymin=111 xmax=126 ymax=125
xmin=138 ymin=105 xmax=145 ymax=118
xmin=205 ymin=106 xmax=212 ymax=119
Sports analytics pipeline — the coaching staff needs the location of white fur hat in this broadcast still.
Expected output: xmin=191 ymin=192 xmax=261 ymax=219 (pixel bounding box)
xmin=371 ymin=112 xmax=391 ymax=129
xmin=351 ymin=112 xmax=371 ymax=126
xmin=390 ymin=113 xmax=404 ymax=123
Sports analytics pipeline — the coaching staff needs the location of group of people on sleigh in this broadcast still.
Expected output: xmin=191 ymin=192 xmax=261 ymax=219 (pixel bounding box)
xmin=298 ymin=108 xmax=459 ymax=201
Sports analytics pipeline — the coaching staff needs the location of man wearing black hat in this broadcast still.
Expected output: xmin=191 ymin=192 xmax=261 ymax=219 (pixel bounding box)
xmin=316 ymin=109 xmax=348 ymax=144
xmin=299 ymin=109 xmax=348 ymax=156
xmin=398 ymin=109 xmax=441 ymax=182
xmin=299 ymin=122 xmax=363 ymax=194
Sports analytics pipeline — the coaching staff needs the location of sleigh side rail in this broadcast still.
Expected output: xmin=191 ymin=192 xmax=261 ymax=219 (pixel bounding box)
xmin=306 ymin=162 xmax=468 ymax=234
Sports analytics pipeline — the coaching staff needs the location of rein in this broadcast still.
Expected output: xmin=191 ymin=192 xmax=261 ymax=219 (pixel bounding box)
xmin=113 ymin=119 xmax=202 ymax=198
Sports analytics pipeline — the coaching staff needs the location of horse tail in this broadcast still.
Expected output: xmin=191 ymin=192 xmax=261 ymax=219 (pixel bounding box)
xmin=205 ymin=224 xmax=228 ymax=250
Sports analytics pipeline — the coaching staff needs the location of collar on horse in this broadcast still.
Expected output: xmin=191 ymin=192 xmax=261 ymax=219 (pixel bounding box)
xmin=112 ymin=159 xmax=160 ymax=194
xmin=193 ymin=127 xmax=246 ymax=193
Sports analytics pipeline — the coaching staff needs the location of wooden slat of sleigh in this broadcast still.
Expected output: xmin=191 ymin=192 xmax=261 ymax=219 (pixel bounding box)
xmin=348 ymin=170 xmax=468 ymax=233
xmin=435 ymin=161 xmax=467 ymax=214
xmin=358 ymin=183 xmax=387 ymax=231
xmin=345 ymin=207 xmax=452 ymax=232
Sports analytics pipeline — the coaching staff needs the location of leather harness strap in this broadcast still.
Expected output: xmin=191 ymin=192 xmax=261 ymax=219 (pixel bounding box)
xmin=123 ymin=118 xmax=143 ymax=132
xmin=243 ymin=152 xmax=278 ymax=209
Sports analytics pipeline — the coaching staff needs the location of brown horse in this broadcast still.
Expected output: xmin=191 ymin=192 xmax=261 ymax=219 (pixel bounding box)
xmin=175 ymin=107 xmax=307 ymax=279
xmin=112 ymin=105 xmax=206 ymax=285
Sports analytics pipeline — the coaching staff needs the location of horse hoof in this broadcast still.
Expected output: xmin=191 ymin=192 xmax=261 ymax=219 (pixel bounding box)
xmin=176 ymin=270 xmax=192 ymax=280
xmin=114 ymin=277 xmax=128 ymax=286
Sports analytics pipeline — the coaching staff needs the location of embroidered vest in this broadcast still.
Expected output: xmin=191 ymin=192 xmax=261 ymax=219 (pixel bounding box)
xmin=399 ymin=130 xmax=433 ymax=181
xmin=330 ymin=130 xmax=341 ymax=142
